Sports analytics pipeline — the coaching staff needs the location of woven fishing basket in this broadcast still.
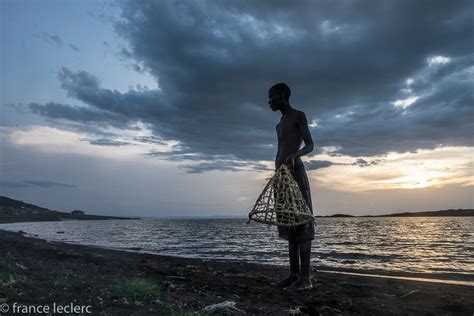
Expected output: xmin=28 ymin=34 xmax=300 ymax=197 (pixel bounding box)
xmin=247 ymin=164 xmax=314 ymax=227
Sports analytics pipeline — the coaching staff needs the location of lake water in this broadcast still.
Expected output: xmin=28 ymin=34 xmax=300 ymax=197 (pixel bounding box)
xmin=1 ymin=217 xmax=473 ymax=281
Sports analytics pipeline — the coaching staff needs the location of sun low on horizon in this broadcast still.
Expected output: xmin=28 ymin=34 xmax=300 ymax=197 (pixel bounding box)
xmin=1 ymin=0 xmax=473 ymax=217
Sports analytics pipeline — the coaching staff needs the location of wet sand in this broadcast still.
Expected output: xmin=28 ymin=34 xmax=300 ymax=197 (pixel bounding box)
xmin=0 ymin=229 xmax=473 ymax=315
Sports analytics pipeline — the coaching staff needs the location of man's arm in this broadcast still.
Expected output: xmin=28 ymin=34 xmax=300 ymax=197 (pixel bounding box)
xmin=296 ymin=111 xmax=314 ymax=157
xmin=285 ymin=111 xmax=314 ymax=169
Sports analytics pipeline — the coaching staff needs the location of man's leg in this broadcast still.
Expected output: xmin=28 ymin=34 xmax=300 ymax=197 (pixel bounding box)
xmin=299 ymin=240 xmax=312 ymax=284
xmin=272 ymin=240 xmax=299 ymax=287
xmin=285 ymin=240 xmax=312 ymax=290
xmin=289 ymin=240 xmax=300 ymax=277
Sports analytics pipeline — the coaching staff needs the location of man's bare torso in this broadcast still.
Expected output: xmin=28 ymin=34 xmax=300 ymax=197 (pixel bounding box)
xmin=275 ymin=109 xmax=304 ymax=170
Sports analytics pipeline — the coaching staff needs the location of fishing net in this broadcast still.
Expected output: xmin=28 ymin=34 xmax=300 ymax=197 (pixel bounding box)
xmin=247 ymin=164 xmax=314 ymax=227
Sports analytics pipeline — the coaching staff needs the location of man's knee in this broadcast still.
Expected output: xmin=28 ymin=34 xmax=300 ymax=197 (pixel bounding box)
xmin=289 ymin=240 xmax=299 ymax=250
xmin=297 ymin=239 xmax=312 ymax=247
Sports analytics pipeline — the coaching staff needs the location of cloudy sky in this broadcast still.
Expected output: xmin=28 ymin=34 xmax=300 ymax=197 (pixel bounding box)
xmin=1 ymin=0 xmax=472 ymax=217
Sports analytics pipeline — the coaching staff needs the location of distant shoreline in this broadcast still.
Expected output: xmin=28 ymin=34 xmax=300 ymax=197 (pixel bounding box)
xmin=1 ymin=195 xmax=472 ymax=224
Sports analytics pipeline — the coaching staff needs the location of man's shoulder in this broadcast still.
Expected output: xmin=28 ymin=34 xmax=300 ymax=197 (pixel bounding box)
xmin=293 ymin=109 xmax=307 ymax=120
xmin=291 ymin=108 xmax=305 ymax=114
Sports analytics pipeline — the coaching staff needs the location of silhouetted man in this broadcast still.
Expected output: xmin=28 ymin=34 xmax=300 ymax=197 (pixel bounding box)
xmin=269 ymin=82 xmax=315 ymax=291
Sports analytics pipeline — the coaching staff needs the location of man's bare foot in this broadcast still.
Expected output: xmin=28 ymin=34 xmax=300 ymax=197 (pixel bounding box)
xmin=271 ymin=275 xmax=299 ymax=287
xmin=283 ymin=278 xmax=313 ymax=291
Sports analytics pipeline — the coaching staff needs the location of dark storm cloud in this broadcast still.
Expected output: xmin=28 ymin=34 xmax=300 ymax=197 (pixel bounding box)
xmin=304 ymin=160 xmax=333 ymax=170
xmin=354 ymin=158 xmax=381 ymax=168
xmin=304 ymin=158 xmax=381 ymax=170
xmin=313 ymin=56 xmax=474 ymax=156
xmin=20 ymin=101 xmax=129 ymax=126
xmin=179 ymin=160 xmax=269 ymax=174
xmin=23 ymin=180 xmax=77 ymax=188
xmin=19 ymin=0 xmax=473 ymax=172
xmin=82 ymin=138 xmax=130 ymax=146
xmin=133 ymin=136 xmax=168 ymax=146
xmin=0 ymin=180 xmax=77 ymax=188
xmin=32 ymin=32 xmax=80 ymax=53
xmin=68 ymin=43 xmax=80 ymax=52
xmin=33 ymin=32 xmax=63 ymax=47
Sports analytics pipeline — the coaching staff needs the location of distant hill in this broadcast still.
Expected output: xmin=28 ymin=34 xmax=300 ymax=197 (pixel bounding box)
xmin=0 ymin=196 xmax=139 ymax=223
xmin=0 ymin=196 xmax=51 ymax=211
xmin=376 ymin=209 xmax=474 ymax=217
xmin=315 ymin=209 xmax=474 ymax=217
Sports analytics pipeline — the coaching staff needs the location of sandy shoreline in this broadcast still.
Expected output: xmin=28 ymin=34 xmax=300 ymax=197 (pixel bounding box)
xmin=1 ymin=229 xmax=473 ymax=315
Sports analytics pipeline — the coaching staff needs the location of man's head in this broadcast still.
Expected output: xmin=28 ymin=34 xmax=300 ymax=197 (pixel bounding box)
xmin=268 ymin=83 xmax=291 ymax=111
